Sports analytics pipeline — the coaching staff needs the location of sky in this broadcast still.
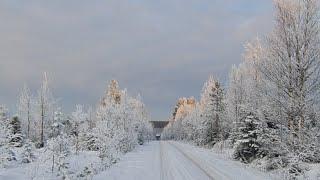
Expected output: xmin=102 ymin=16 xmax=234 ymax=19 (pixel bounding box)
xmin=0 ymin=0 xmax=274 ymax=120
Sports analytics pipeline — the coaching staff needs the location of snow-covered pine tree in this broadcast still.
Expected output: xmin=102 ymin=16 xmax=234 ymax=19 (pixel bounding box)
xmin=0 ymin=105 xmax=17 ymax=167
xmin=8 ymin=116 xmax=24 ymax=147
xmin=233 ymin=113 xmax=262 ymax=163
xmin=226 ymin=39 xmax=266 ymax=144
xmin=50 ymin=108 xmax=65 ymax=139
xmin=256 ymin=117 xmax=289 ymax=171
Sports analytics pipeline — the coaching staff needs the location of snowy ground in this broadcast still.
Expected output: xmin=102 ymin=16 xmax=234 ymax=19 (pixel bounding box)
xmin=0 ymin=148 xmax=101 ymax=180
xmin=94 ymin=141 xmax=274 ymax=180
xmin=7 ymin=140 xmax=319 ymax=180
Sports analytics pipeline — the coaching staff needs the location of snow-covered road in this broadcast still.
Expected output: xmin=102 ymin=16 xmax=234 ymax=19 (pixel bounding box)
xmin=94 ymin=141 xmax=272 ymax=180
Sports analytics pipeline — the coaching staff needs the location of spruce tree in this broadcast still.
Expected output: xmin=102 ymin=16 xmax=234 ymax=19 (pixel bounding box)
xmin=233 ymin=113 xmax=262 ymax=163
xmin=8 ymin=116 xmax=24 ymax=147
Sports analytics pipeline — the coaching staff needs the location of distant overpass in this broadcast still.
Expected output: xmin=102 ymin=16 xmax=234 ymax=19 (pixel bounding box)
xmin=149 ymin=121 xmax=169 ymax=136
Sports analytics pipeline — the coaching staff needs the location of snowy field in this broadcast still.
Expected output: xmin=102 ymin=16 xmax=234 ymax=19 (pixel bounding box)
xmin=0 ymin=148 xmax=101 ymax=180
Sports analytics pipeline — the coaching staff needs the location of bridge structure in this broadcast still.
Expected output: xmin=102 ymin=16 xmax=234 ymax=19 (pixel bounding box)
xmin=149 ymin=121 xmax=169 ymax=138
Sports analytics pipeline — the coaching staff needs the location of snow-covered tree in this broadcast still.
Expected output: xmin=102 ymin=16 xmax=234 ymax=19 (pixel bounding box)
xmin=87 ymin=106 xmax=95 ymax=129
xmin=0 ymin=105 xmax=16 ymax=167
xmin=50 ymin=108 xmax=66 ymax=139
xmin=226 ymin=65 xmax=243 ymax=126
xmin=35 ymin=73 xmax=56 ymax=148
xmin=70 ymin=105 xmax=89 ymax=153
xmin=47 ymin=134 xmax=70 ymax=177
xmin=95 ymin=80 xmax=151 ymax=163
xmin=226 ymin=38 xmax=265 ymax=126
xmin=0 ymin=145 xmax=16 ymax=168
xmin=226 ymin=0 xmax=320 ymax=176
xmin=233 ymin=113 xmax=265 ymax=163
xmin=17 ymin=84 xmax=33 ymax=139
xmin=8 ymin=116 xmax=24 ymax=147
xmin=21 ymin=140 xmax=35 ymax=163
xmin=0 ymin=105 xmax=10 ymax=146
xmin=260 ymin=0 xmax=320 ymax=151
xmin=163 ymin=77 xmax=227 ymax=147
xmin=200 ymin=76 xmax=225 ymax=145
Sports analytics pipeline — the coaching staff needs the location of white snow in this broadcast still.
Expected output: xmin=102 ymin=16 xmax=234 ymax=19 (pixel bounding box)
xmin=3 ymin=141 xmax=318 ymax=180
xmin=305 ymin=164 xmax=320 ymax=180
xmin=94 ymin=141 xmax=274 ymax=180
xmin=0 ymin=148 xmax=101 ymax=180
xmin=94 ymin=141 xmax=161 ymax=180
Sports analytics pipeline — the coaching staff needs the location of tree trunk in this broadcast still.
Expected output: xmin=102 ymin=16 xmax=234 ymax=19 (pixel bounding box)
xmin=27 ymin=100 xmax=30 ymax=139
xmin=40 ymin=96 xmax=45 ymax=148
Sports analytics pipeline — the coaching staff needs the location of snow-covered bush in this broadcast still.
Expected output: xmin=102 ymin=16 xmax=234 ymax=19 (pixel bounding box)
xmin=77 ymin=165 xmax=94 ymax=180
xmin=47 ymin=134 xmax=71 ymax=177
xmin=98 ymin=137 xmax=118 ymax=170
xmin=80 ymin=132 xmax=100 ymax=151
xmin=21 ymin=140 xmax=35 ymax=163
xmin=0 ymin=76 xmax=152 ymax=179
xmin=0 ymin=145 xmax=17 ymax=168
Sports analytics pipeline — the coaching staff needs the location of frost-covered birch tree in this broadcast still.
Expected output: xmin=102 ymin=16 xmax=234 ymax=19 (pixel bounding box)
xmin=35 ymin=73 xmax=56 ymax=148
xmin=17 ymin=84 xmax=33 ymax=139
xmin=260 ymin=0 xmax=320 ymax=150
xmin=95 ymin=80 xmax=152 ymax=165
xmin=200 ymin=76 xmax=225 ymax=145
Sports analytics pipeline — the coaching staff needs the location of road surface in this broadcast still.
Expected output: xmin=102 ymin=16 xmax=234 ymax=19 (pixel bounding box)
xmin=94 ymin=141 xmax=272 ymax=180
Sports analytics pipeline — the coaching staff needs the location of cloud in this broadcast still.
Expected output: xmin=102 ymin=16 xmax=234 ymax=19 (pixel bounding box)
xmin=0 ymin=0 xmax=273 ymax=119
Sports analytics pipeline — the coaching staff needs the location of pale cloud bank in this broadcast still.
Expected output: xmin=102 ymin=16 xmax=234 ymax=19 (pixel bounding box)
xmin=0 ymin=0 xmax=273 ymax=120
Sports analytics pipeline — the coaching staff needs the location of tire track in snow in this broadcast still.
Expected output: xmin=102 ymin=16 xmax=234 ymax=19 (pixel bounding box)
xmin=168 ymin=141 xmax=232 ymax=180
xmin=159 ymin=141 xmax=164 ymax=180
xmin=164 ymin=141 xmax=210 ymax=180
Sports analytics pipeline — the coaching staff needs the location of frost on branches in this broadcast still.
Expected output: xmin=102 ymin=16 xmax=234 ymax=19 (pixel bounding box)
xmin=0 ymin=77 xmax=152 ymax=179
xmin=0 ymin=105 xmax=16 ymax=168
xmin=95 ymin=80 xmax=152 ymax=161
xmin=163 ymin=0 xmax=320 ymax=178
xmin=163 ymin=76 xmax=227 ymax=147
